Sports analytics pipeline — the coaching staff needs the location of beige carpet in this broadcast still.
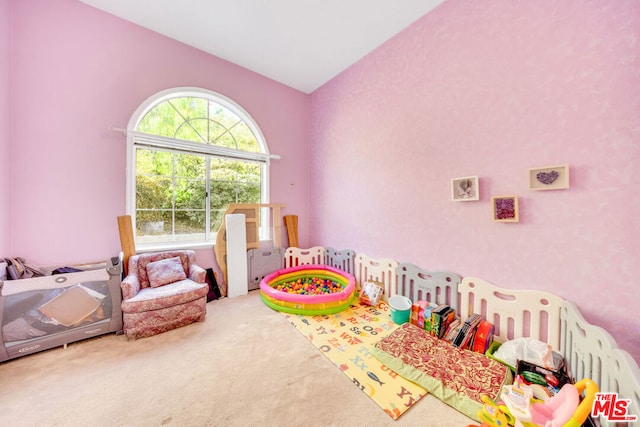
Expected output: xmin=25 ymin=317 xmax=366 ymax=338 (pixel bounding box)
xmin=0 ymin=291 xmax=473 ymax=427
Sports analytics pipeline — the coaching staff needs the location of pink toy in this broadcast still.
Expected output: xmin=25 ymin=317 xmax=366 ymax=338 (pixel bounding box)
xmin=530 ymin=384 xmax=579 ymax=427
xmin=498 ymin=378 xmax=597 ymax=427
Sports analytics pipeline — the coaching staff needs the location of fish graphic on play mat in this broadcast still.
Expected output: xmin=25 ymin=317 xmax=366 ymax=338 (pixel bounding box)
xmin=367 ymin=371 xmax=384 ymax=386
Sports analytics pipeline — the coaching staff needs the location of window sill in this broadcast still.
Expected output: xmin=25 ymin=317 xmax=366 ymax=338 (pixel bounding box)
xmin=136 ymin=241 xmax=215 ymax=254
xmin=135 ymin=237 xmax=276 ymax=255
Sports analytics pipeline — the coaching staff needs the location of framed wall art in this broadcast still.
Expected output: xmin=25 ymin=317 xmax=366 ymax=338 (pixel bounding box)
xmin=528 ymin=164 xmax=570 ymax=191
xmin=492 ymin=195 xmax=519 ymax=222
xmin=451 ymin=176 xmax=479 ymax=201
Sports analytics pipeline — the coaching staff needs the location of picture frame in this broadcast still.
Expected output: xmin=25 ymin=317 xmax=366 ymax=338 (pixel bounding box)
xmin=492 ymin=195 xmax=519 ymax=222
xmin=528 ymin=164 xmax=570 ymax=191
xmin=451 ymin=176 xmax=479 ymax=201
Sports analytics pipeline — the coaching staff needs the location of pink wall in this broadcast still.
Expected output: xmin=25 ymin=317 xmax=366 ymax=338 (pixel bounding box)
xmin=4 ymin=0 xmax=639 ymax=360
xmin=6 ymin=0 xmax=310 ymax=268
xmin=0 ymin=0 xmax=10 ymax=256
xmin=310 ymin=0 xmax=640 ymax=359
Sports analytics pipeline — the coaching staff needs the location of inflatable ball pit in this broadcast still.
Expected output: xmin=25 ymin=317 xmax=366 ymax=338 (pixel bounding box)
xmin=260 ymin=265 xmax=356 ymax=315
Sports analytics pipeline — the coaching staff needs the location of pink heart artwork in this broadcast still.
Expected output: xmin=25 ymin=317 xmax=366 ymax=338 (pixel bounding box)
xmin=536 ymin=171 xmax=559 ymax=185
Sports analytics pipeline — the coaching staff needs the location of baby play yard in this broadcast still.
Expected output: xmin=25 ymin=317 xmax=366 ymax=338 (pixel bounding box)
xmin=254 ymin=247 xmax=640 ymax=426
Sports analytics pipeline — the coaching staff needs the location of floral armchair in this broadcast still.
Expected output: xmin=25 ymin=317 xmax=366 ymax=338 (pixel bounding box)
xmin=120 ymin=250 xmax=208 ymax=339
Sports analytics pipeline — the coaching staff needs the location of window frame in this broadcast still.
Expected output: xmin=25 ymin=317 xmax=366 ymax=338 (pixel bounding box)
xmin=126 ymin=87 xmax=272 ymax=251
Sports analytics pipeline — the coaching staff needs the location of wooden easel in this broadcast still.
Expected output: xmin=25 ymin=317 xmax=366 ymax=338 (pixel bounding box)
xmin=214 ymin=203 xmax=284 ymax=288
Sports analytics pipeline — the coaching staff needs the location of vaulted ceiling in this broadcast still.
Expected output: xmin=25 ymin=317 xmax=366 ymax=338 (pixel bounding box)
xmin=79 ymin=0 xmax=445 ymax=93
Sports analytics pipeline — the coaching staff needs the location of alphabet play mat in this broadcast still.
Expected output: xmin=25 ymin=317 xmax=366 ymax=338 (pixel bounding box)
xmin=282 ymin=299 xmax=427 ymax=419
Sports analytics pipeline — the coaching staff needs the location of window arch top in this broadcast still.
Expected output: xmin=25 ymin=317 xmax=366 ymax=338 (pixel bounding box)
xmin=131 ymin=88 xmax=267 ymax=155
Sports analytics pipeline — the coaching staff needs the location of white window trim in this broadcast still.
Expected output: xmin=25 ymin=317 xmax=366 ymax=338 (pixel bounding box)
xmin=125 ymin=87 xmax=272 ymax=250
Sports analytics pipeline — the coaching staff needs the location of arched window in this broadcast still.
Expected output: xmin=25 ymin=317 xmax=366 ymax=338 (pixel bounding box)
xmin=126 ymin=87 xmax=271 ymax=249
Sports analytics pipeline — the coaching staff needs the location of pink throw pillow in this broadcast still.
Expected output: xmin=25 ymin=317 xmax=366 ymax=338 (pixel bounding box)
xmin=146 ymin=256 xmax=187 ymax=288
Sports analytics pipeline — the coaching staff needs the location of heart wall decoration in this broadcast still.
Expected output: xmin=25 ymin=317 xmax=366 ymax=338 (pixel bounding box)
xmin=528 ymin=165 xmax=570 ymax=191
xmin=536 ymin=170 xmax=559 ymax=185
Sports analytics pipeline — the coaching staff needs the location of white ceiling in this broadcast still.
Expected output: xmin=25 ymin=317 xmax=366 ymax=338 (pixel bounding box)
xmin=79 ymin=0 xmax=445 ymax=93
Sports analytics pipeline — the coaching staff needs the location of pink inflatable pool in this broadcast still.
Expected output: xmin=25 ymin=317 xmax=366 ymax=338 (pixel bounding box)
xmin=260 ymin=264 xmax=356 ymax=315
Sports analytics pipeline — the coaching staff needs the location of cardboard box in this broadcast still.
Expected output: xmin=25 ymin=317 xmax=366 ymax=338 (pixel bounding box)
xmin=431 ymin=305 xmax=456 ymax=338
xmin=422 ymin=302 xmax=440 ymax=332
xmin=410 ymin=300 xmax=427 ymax=327
xmin=360 ymin=281 xmax=383 ymax=306
xmin=452 ymin=313 xmax=482 ymax=349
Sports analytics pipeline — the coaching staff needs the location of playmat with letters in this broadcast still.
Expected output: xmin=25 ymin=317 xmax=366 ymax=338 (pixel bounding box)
xmin=283 ymin=300 xmax=427 ymax=419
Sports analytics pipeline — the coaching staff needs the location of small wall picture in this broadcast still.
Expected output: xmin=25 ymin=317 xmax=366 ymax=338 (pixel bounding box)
xmin=528 ymin=164 xmax=570 ymax=190
xmin=451 ymin=176 xmax=479 ymax=201
xmin=492 ymin=196 xmax=519 ymax=222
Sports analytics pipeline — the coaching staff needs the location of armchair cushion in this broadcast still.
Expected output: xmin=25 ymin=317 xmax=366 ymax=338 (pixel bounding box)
xmin=121 ymin=278 xmax=209 ymax=313
xmin=146 ymin=256 xmax=187 ymax=288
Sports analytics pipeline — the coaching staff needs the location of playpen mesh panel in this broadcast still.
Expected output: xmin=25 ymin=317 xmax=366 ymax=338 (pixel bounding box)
xmin=324 ymin=248 xmax=355 ymax=275
xmin=0 ymin=268 xmax=108 ymax=295
xmin=354 ymin=253 xmax=398 ymax=299
xmin=458 ymin=277 xmax=563 ymax=350
xmin=396 ymin=263 xmax=461 ymax=312
xmin=284 ymin=246 xmax=325 ymax=267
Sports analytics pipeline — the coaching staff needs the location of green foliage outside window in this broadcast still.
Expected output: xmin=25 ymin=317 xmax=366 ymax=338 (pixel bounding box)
xmin=133 ymin=95 xmax=264 ymax=242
